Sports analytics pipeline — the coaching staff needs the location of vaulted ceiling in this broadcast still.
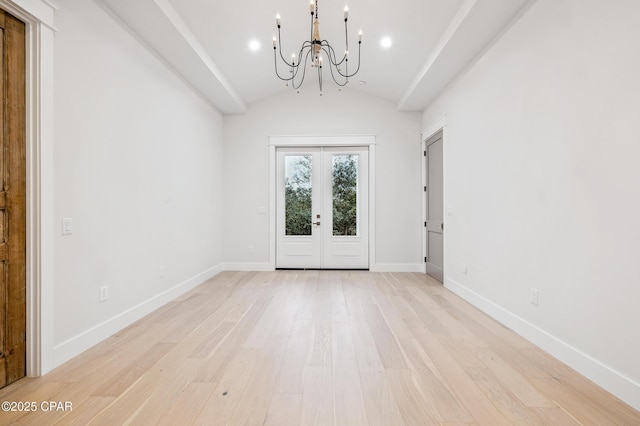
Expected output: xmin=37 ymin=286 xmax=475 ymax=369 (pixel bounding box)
xmin=99 ymin=0 xmax=533 ymax=114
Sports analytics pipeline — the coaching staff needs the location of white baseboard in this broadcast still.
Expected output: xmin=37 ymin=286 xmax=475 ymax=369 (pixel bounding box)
xmin=223 ymin=262 xmax=274 ymax=271
xmin=370 ymin=263 xmax=424 ymax=273
xmin=52 ymin=263 xmax=224 ymax=368
xmin=445 ymin=278 xmax=640 ymax=411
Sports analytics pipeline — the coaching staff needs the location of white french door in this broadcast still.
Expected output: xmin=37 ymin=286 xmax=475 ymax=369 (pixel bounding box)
xmin=276 ymin=147 xmax=369 ymax=269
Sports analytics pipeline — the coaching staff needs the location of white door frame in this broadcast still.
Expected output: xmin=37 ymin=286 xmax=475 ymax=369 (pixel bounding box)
xmin=269 ymin=135 xmax=376 ymax=270
xmin=0 ymin=0 xmax=56 ymax=376
xmin=422 ymin=116 xmax=447 ymax=277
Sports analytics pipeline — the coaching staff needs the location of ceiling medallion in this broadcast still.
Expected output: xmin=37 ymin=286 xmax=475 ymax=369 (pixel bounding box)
xmin=273 ymin=0 xmax=362 ymax=95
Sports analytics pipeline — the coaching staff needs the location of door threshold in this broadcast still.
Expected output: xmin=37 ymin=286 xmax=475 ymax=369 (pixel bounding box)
xmin=276 ymin=268 xmax=370 ymax=271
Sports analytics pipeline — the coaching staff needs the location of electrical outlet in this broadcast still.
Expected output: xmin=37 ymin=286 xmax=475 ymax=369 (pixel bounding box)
xmin=159 ymin=266 xmax=165 ymax=278
xmin=99 ymin=286 xmax=109 ymax=302
xmin=249 ymin=246 xmax=254 ymax=254
xmin=530 ymin=288 xmax=539 ymax=306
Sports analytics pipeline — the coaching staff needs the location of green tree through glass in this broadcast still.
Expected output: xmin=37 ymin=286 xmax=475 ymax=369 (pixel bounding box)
xmin=285 ymin=156 xmax=312 ymax=235
xmin=332 ymin=155 xmax=358 ymax=236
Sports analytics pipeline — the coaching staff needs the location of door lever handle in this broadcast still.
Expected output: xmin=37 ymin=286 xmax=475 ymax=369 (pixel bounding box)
xmin=313 ymin=221 xmax=321 ymax=226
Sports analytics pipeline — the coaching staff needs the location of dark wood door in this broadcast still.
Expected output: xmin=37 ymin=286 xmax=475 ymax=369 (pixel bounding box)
xmin=0 ymin=9 xmax=26 ymax=389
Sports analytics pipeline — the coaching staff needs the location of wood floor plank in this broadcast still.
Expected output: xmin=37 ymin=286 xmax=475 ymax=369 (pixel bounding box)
xmin=275 ymin=318 xmax=313 ymax=394
xmin=194 ymin=290 xmax=275 ymax=383
xmin=0 ymin=271 xmax=637 ymax=425
xmin=522 ymin=345 xmax=640 ymax=422
xmin=385 ymin=368 xmax=440 ymax=425
xmin=264 ymin=393 xmax=303 ymax=426
xmin=308 ymin=280 xmax=332 ymax=366
xmin=92 ymin=342 xmax=175 ymax=397
xmin=332 ymin=322 xmax=369 ymax=426
xmin=407 ymin=320 xmax=512 ymax=425
xmin=126 ymin=357 xmax=203 ymax=424
xmin=330 ymin=272 xmax=349 ymax=324
xmin=362 ymin=303 xmax=408 ymax=368
xmin=89 ymin=368 xmax=167 ymax=425
xmin=465 ymin=366 xmax=545 ymax=425
xmin=371 ymin=275 xmax=413 ymax=340
xmin=474 ymin=347 xmax=555 ymax=407
xmin=531 ymin=406 xmax=582 ymax=425
xmin=529 ymin=376 xmax=635 ymax=425
xmin=229 ymin=336 xmax=289 ymax=424
xmin=293 ymin=274 xmax=319 ymax=322
xmin=188 ymin=320 xmax=236 ymax=358
xmin=0 ymin=381 xmax=66 ymax=424
xmin=399 ymin=338 xmax=473 ymax=423
xmin=53 ymin=396 xmax=116 ymax=426
xmin=193 ymin=348 xmax=261 ymax=424
xmin=300 ymin=365 xmax=334 ymax=425
xmin=157 ymin=382 xmax=217 ymax=426
xmin=271 ymin=275 xmax=307 ymax=336
xmin=352 ymin=344 xmax=405 ymax=426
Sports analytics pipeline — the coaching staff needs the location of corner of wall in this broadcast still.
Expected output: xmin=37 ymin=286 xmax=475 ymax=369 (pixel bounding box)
xmin=51 ymin=264 xmax=223 ymax=368
xmin=445 ymin=278 xmax=640 ymax=411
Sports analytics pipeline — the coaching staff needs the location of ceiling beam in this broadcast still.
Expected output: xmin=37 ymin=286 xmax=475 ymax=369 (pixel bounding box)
xmin=398 ymin=0 xmax=535 ymax=112
xmin=99 ymin=0 xmax=246 ymax=114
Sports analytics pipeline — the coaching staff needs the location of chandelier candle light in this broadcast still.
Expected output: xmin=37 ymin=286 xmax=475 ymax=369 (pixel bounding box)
xmin=273 ymin=0 xmax=362 ymax=95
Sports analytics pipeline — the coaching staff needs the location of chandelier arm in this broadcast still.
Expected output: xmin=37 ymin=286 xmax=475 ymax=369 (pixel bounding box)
xmin=326 ymin=41 xmax=361 ymax=78
xmin=277 ymin=26 xmax=299 ymax=68
xmin=273 ymin=49 xmax=294 ymax=82
xmin=341 ymin=41 xmax=362 ymax=78
xmin=290 ymin=51 xmax=305 ymax=82
xmin=295 ymin=42 xmax=312 ymax=66
xmin=292 ymin=49 xmax=312 ymax=90
xmin=344 ymin=20 xmax=348 ymax=78
xmin=322 ymin=42 xmax=346 ymax=67
xmin=291 ymin=46 xmax=313 ymax=81
xmin=274 ymin=48 xmax=305 ymax=82
xmin=321 ymin=47 xmax=348 ymax=86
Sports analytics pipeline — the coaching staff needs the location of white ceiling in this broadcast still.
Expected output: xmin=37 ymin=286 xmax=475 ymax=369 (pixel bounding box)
xmin=98 ymin=0 xmax=533 ymax=114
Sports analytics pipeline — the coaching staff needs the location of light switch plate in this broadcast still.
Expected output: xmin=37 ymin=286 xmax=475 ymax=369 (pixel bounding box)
xmin=62 ymin=218 xmax=73 ymax=235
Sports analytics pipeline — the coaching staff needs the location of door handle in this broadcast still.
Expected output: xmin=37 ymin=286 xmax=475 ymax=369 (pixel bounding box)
xmin=313 ymin=221 xmax=321 ymax=226
xmin=440 ymin=222 xmax=444 ymax=231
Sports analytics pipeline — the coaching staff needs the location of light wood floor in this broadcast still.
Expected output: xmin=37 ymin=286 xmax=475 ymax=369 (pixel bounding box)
xmin=1 ymin=271 xmax=639 ymax=425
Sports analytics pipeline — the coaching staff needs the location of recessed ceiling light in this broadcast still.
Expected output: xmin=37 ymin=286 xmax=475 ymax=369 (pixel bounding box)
xmin=248 ymin=39 xmax=261 ymax=52
xmin=380 ymin=36 xmax=392 ymax=49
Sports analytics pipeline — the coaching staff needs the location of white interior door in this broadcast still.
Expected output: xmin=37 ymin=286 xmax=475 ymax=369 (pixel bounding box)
xmin=276 ymin=147 xmax=368 ymax=269
xmin=426 ymin=131 xmax=444 ymax=282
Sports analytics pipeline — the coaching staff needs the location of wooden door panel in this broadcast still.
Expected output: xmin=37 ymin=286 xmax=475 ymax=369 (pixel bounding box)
xmin=0 ymin=10 xmax=26 ymax=389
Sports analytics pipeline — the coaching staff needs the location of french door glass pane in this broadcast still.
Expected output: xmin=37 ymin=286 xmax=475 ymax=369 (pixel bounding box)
xmin=332 ymin=154 xmax=358 ymax=236
xmin=285 ymin=155 xmax=312 ymax=236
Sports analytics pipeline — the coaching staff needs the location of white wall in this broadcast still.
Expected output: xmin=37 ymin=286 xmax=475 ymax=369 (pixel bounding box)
xmin=52 ymin=0 xmax=224 ymax=366
xmin=423 ymin=0 xmax=640 ymax=409
xmin=223 ymin=88 xmax=422 ymax=271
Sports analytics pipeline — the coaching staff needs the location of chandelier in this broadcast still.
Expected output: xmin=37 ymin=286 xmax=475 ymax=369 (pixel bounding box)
xmin=273 ymin=0 xmax=362 ymax=94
